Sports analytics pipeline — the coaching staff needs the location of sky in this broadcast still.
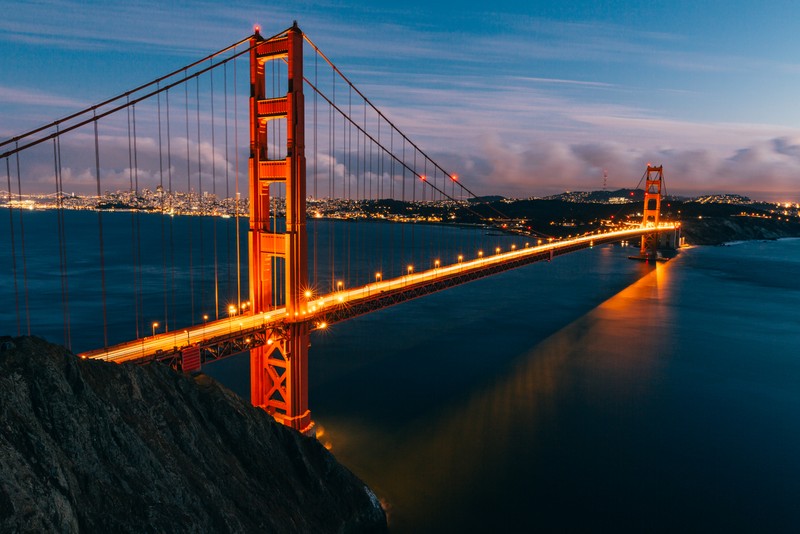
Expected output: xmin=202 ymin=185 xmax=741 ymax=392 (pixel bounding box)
xmin=2 ymin=0 xmax=800 ymax=201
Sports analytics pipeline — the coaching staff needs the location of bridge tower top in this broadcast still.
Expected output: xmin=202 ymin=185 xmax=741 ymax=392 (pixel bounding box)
xmin=641 ymin=165 xmax=663 ymax=228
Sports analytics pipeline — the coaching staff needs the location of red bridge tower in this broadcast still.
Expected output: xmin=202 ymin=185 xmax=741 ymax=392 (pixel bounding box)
xmin=248 ymin=24 xmax=313 ymax=435
xmin=639 ymin=165 xmax=663 ymax=258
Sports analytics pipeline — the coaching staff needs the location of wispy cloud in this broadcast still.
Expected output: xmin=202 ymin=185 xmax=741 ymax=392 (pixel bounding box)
xmin=0 ymin=85 xmax=88 ymax=108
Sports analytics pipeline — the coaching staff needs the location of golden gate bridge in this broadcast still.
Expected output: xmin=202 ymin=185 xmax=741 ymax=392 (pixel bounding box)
xmin=1 ymin=23 xmax=678 ymax=435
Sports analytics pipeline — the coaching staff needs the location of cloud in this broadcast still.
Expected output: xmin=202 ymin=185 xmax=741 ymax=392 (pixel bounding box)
xmin=460 ymin=135 xmax=800 ymax=202
xmin=0 ymin=86 xmax=88 ymax=109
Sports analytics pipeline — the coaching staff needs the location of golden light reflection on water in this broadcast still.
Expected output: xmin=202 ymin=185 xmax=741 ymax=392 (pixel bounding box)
xmin=319 ymin=257 xmax=682 ymax=531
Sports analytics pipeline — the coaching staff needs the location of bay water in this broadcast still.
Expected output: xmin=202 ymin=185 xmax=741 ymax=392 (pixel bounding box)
xmin=3 ymin=211 xmax=800 ymax=531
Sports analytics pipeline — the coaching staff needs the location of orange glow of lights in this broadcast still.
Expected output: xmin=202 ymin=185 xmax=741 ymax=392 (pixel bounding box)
xmin=319 ymin=321 xmax=328 ymax=329
xmin=451 ymin=174 xmax=458 ymax=181
xmin=407 ymin=265 xmax=414 ymax=274
xmin=304 ymin=290 xmax=312 ymax=298
xmin=267 ymin=338 xmax=274 ymax=345
xmin=420 ymin=175 xmax=426 ymax=181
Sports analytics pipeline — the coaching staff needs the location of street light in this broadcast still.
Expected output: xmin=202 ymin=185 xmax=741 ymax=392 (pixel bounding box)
xmin=495 ymin=247 xmax=501 ymax=255
xmin=375 ymin=272 xmax=382 ymax=283
xmin=434 ymin=259 xmax=440 ymax=269
xmin=457 ymin=254 xmax=463 ymax=264
xmin=202 ymin=314 xmax=208 ymax=337
xmin=407 ymin=265 xmax=413 ymax=275
xmin=478 ymin=250 xmax=483 ymax=258
xmin=337 ymin=280 xmax=343 ymax=291
xmin=152 ymin=322 xmax=159 ymax=337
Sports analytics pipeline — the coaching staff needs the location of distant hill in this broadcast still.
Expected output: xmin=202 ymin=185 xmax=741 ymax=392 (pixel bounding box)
xmin=0 ymin=336 xmax=387 ymax=533
xmin=541 ymin=189 xmax=644 ymax=202
xmin=468 ymin=195 xmax=506 ymax=204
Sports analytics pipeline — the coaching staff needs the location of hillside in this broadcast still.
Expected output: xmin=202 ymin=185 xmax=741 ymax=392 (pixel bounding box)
xmin=680 ymin=216 xmax=800 ymax=245
xmin=0 ymin=336 xmax=387 ymax=533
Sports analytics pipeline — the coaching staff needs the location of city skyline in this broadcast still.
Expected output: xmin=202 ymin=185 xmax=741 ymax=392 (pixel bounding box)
xmin=3 ymin=1 xmax=800 ymax=202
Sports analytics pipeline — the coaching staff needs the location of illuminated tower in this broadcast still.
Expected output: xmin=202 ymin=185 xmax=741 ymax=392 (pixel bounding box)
xmin=639 ymin=165 xmax=663 ymax=258
xmin=249 ymin=24 xmax=313 ymax=435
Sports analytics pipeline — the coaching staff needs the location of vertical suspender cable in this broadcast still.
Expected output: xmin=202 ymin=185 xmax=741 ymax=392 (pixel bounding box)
xmin=401 ymin=138 xmax=406 ymax=267
xmin=329 ymin=68 xmax=335 ymax=291
xmin=14 ymin=147 xmax=31 ymax=335
xmin=185 ymin=72 xmax=196 ymax=324
xmin=223 ymin=62 xmax=232 ymax=314
xmin=93 ymin=116 xmax=108 ymax=347
xmin=346 ymin=86 xmax=352 ymax=285
xmin=166 ymin=89 xmax=177 ymax=330
xmin=196 ymin=76 xmax=205 ymax=320
xmin=210 ymin=62 xmax=220 ymax=321
xmin=157 ymin=87 xmax=168 ymax=332
xmin=53 ymin=133 xmax=71 ymax=350
xmin=313 ymin=50 xmax=318 ymax=288
xmin=233 ymin=53 xmax=241 ymax=311
xmin=389 ymin=129 xmax=394 ymax=276
xmin=126 ymin=101 xmax=139 ymax=338
xmin=133 ymin=104 xmax=144 ymax=337
xmin=5 ymin=157 xmax=21 ymax=335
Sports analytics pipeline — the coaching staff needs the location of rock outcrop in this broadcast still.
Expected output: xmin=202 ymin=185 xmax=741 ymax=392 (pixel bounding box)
xmin=0 ymin=336 xmax=386 ymax=533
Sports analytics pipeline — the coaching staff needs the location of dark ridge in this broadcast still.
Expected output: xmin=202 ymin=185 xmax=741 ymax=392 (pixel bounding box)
xmin=680 ymin=217 xmax=800 ymax=245
xmin=0 ymin=336 xmax=387 ymax=533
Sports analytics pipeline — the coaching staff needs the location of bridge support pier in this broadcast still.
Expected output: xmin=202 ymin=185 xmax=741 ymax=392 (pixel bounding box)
xmin=250 ymin=322 xmax=312 ymax=434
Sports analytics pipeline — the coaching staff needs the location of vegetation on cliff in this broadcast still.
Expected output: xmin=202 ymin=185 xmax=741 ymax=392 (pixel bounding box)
xmin=0 ymin=336 xmax=387 ymax=533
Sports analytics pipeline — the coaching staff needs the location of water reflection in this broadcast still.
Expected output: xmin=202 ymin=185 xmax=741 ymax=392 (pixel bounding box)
xmin=319 ymin=260 xmax=678 ymax=531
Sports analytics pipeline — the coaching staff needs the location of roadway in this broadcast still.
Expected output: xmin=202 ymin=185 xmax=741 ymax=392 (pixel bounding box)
xmin=80 ymin=224 xmax=676 ymax=364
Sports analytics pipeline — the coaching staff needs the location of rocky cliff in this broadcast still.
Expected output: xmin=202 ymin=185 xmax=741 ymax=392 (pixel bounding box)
xmin=0 ymin=336 xmax=387 ymax=533
xmin=680 ymin=217 xmax=800 ymax=245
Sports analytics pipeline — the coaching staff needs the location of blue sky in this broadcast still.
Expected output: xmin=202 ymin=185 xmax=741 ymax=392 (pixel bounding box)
xmin=2 ymin=0 xmax=800 ymax=201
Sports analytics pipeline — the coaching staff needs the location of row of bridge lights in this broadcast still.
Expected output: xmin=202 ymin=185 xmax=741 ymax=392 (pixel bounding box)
xmin=147 ymin=233 xmax=640 ymax=339
xmin=145 ymin=234 xmax=611 ymax=339
xmin=148 ymin=238 xmax=564 ymax=337
xmin=325 ymin=240 xmax=548 ymax=293
xmin=149 ymin=235 xmax=586 ymax=337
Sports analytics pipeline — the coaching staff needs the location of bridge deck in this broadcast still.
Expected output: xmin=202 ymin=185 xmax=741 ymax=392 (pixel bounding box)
xmin=80 ymin=225 xmax=676 ymax=365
